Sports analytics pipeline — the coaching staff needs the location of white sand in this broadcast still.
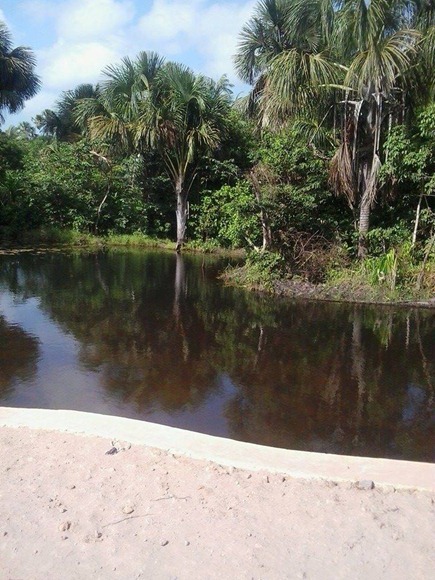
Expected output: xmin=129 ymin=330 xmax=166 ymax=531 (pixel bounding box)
xmin=1 ymin=425 xmax=434 ymax=580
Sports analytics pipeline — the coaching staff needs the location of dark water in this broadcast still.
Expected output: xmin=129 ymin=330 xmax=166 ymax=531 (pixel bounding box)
xmin=0 ymin=249 xmax=434 ymax=462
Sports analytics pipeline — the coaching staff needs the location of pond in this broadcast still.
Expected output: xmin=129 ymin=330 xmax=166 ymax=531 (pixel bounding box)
xmin=0 ymin=249 xmax=434 ymax=462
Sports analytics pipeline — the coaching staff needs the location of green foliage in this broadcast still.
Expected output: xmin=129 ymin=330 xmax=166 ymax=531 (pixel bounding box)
xmin=365 ymin=224 xmax=412 ymax=255
xmin=244 ymin=250 xmax=284 ymax=287
xmin=326 ymin=241 xmax=435 ymax=300
xmin=0 ymin=21 xmax=40 ymax=122
xmin=380 ymin=103 xmax=435 ymax=249
xmin=0 ymin=132 xmax=24 ymax=176
xmin=381 ymin=118 xmax=434 ymax=193
xmin=382 ymin=104 xmax=435 ymax=197
xmin=223 ymin=250 xmax=284 ymax=291
xmin=257 ymin=129 xmax=351 ymax=245
xmin=192 ymin=181 xmax=260 ymax=248
xmin=0 ymin=138 xmax=171 ymax=240
xmin=363 ymin=249 xmax=398 ymax=290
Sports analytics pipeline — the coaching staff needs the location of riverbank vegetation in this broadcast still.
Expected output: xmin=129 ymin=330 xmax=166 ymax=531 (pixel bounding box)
xmin=0 ymin=1 xmax=434 ymax=302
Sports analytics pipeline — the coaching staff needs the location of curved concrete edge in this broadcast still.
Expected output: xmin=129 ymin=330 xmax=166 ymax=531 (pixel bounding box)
xmin=1 ymin=407 xmax=434 ymax=492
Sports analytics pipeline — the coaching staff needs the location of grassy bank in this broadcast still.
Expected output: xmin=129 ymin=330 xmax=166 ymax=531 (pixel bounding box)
xmin=0 ymin=228 xmax=174 ymax=250
xmin=221 ymin=248 xmax=435 ymax=306
xmin=1 ymin=228 xmax=433 ymax=305
xmin=0 ymin=227 xmax=243 ymax=257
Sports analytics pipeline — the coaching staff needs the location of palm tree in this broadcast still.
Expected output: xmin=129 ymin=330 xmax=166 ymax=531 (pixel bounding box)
xmin=137 ymin=63 xmax=232 ymax=251
xmin=412 ymin=0 xmax=435 ymax=104
xmin=0 ymin=21 xmax=40 ymax=123
xmin=234 ymin=0 xmax=293 ymax=122
xmin=34 ymin=84 xmax=99 ymax=140
xmin=329 ymin=0 xmax=421 ymax=257
xmin=5 ymin=121 xmax=36 ymax=140
xmin=234 ymin=0 xmax=337 ymax=127
xmin=76 ymin=53 xmax=231 ymax=250
xmin=74 ymin=52 xmax=165 ymax=154
xmin=33 ymin=108 xmax=63 ymax=138
xmin=236 ymin=0 xmax=431 ymax=257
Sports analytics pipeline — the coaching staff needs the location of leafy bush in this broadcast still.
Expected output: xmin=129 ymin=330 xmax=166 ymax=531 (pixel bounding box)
xmin=192 ymin=181 xmax=260 ymax=248
xmin=223 ymin=250 xmax=284 ymax=291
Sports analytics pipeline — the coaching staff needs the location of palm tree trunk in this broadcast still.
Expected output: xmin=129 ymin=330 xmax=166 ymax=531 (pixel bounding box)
xmin=175 ymin=177 xmax=188 ymax=253
xmin=357 ymin=94 xmax=382 ymax=259
xmin=357 ymin=157 xmax=371 ymax=259
xmin=358 ymin=190 xmax=371 ymax=259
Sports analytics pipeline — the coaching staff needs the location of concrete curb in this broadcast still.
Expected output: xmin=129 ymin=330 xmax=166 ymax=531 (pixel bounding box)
xmin=1 ymin=407 xmax=434 ymax=491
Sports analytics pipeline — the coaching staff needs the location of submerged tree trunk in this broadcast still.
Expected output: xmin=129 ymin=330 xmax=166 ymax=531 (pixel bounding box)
xmin=175 ymin=177 xmax=188 ymax=253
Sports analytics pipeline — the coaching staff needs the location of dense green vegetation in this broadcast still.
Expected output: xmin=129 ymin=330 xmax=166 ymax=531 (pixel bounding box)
xmin=0 ymin=2 xmax=434 ymax=301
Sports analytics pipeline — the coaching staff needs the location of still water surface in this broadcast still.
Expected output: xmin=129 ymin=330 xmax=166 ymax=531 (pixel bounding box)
xmin=0 ymin=250 xmax=434 ymax=461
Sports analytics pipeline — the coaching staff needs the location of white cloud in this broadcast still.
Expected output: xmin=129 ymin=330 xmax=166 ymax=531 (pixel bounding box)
xmin=137 ymin=0 xmax=202 ymax=42
xmin=34 ymin=0 xmax=136 ymax=92
xmin=2 ymin=0 xmax=255 ymax=126
xmin=57 ymin=0 xmax=135 ymax=41
xmin=21 ymin=89 xmax=60 ymax=119
xmin=39 ymin=40 xmax=120 ymax=89
xmin=136 ymin=0 xmax=256 ymax=82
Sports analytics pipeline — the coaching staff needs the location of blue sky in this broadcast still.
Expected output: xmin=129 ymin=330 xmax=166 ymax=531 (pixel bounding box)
xmin=1 ymin=0 xmax=255 ymax=127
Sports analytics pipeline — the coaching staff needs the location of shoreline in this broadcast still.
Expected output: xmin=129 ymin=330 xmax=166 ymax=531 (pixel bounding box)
xmin=1 ymin=244 xmax=434 ymax=307
xmin=1 ymin=411 xmax=434 ymax=579
xmin=1 ymin=407 xmax=434 ymax=491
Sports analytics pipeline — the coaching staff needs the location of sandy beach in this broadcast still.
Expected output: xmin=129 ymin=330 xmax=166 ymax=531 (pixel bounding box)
xmin=1 ymin=416 xmax=434 ymax=580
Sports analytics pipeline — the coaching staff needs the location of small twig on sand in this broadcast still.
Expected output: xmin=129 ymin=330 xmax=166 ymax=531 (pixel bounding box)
xmin=151 ymin=495 xmax=191 ymax=502
xmin=102 ymin=514 xmax=153 ymax=528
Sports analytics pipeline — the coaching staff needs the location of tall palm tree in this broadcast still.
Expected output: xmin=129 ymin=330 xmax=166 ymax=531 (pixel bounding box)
xmin=329 ymin=0 xmax=421 ymax=257
xmin=0 ymin=21 xmax=40 ymax=123
xmin=236 ymin=0 xmax=431 ymax=257
xmin=234 ymin=0 xmax=337 ymax=127
xmin=234 ymin=0 xmax=293 ymax=121
xmin=137 ymin=63 xmax=232 ymax=251
xmin=76 ymin=53 xmax=231 ymax=250
xmin=412 ymin=0 xmax=435 ymax=104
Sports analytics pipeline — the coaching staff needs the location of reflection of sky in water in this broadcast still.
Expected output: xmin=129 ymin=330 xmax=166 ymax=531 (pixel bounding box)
xmin=402 ymin=384 xmax=427 ymax=424
xmin=143 ymin=373 xmax=239 ymax=437
xmin=0 ymin=293 xmax=119 ymax=414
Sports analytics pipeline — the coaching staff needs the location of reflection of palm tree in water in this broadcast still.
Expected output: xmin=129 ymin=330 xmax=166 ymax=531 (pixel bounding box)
xmin=414 ymin=310 xmax=434 ymax=405
xmin=350 ymin=307 xmax=395 ymax=449
xmin=402 ymin=311 xmax=435 ymax=441
xmin=351 ymin=307 xmax=366 ymax=447
xmin=173 ymin=253 xmax=189 ymax=363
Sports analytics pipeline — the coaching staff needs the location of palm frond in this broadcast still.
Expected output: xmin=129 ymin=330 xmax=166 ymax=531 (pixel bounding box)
xmin=329 ymin=142 xmax=357 ymax=208
xmin=262 ymin=49 xmax=341 ymax=126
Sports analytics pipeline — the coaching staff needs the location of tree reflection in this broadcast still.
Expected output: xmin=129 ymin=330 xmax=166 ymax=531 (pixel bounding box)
xmin=220 ymin=304 xmax=434 ymax=461
xmin=0 ymin=250 xmax=433 ymax=461
xmin=0 ymin=315 xmax=40 ymax=400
